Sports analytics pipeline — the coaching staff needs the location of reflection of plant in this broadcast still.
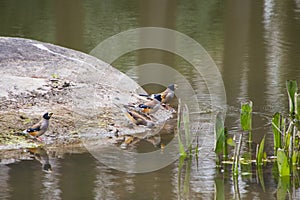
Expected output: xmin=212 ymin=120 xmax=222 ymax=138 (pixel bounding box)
xmin=176 ymin=99 xmax=196 ymax=200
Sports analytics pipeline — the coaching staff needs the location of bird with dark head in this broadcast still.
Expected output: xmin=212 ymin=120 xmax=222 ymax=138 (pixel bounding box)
xmin=138 ymin=94 xmax=162 ymax=114
xmin=159 ymin=84 xmax=177 ymax=104
xmin=139 ymin=84 xmax=177 ymax=104
xmin=22 ymin=112 xmax=53 ymax=140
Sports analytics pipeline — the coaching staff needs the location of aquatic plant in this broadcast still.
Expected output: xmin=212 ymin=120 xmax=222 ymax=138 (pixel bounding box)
xmin=214 ymin=112 xmax=225 ymax=166
xmin=272 ymin=112 xmax=283 ymax=155
xmin=270 ymin=80 xmax=300 ymax=176
xmin=209 ymin=80 xmax=300 ymax=198
xmin=177 ymin=99 xmax=187 ymax=158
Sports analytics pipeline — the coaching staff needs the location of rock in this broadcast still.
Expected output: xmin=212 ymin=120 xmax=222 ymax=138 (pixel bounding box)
xmin=0 ymin=37 xmax=174 ymax=154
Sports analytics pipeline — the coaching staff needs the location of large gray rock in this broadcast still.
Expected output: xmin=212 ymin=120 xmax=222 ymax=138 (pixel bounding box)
xmin=0 ymin=37 xmax=173 ymax=152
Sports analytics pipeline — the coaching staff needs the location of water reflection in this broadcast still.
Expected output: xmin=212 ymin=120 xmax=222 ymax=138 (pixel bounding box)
xmin=27 ymin=147 xmax=52 ymax=172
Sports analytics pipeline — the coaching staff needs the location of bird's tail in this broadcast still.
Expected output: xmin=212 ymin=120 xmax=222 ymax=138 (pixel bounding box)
xmin=14 ymin=130 xmax=28 ymax=136
xmin=138 ymin=93 xmax=150 ymax=97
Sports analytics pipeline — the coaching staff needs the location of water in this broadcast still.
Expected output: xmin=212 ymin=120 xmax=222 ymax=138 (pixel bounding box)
xmin=1 ymin=0 xmax=300 ymax=199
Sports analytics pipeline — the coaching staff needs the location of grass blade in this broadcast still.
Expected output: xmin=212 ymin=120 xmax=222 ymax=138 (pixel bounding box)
xmin=295 ymin=93 xmax=300 ymax=120
xmin=272 ymin=112 xmax=283 ymax=154
xmin=240 ymin=101 xmax=253 ymax=131
xmin=177 ymin=99 xmax=187 ymax=158
xmin=183 ymin=104 xmax=191 ymax=152
xmin=233 ymin=134 xmax=242 ymax=176
xmin=214 ymin=112 xmax=225 ymax=155
xmin=286 ymin=80 xmax=298 ymax=117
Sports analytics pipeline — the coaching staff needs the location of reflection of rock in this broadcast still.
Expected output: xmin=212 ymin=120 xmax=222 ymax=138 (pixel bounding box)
xmin=0 ymin=37 xmax=174 ymax=153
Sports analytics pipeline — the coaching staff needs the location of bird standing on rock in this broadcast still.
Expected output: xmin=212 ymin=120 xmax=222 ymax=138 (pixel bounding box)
xmin=138 ymin=94 xmax=162 ymax=114
xmin=114 ymin=103 xmax=155 ymax=127
xmin=140 ymin=84 xmax=177 ymax=104
xmin=158 ymin=84 xmax=177 ymax=104
xmin=22 ymin=112 xmax=53 ymax=140
xmin=125 ymin=109 xmax=154 ymax=128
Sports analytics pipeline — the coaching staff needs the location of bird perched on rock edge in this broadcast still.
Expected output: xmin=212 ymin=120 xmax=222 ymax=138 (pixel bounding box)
xmin=138 ymin=94 xmax=162 ymax=114
xmin=125 ymin=108 xmax=154 ymax=128
xmin=114 ymin=103 xmax=155 ymax=128
xmin=21 ymin=112 xmax=53 ymax=140
xmin=139 ymin=84 xmax=177 ymax=104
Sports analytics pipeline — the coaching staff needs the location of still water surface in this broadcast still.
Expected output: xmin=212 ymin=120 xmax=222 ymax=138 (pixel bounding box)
xmin=1 ymin=0 xmax=300 ymax=199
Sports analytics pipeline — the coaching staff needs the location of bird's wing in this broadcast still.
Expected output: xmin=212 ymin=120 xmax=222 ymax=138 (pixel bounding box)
xmin=27 ymin=120 xmax=42 ymax=132
xmin=159 ymin=89 xmax=169 ymax=100
xmin=139 ymin=104 xmax=151 ymax=109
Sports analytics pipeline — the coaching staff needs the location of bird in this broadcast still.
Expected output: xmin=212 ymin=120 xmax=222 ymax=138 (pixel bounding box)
xmin=139 ymin=84 xmax=177 ymax=104
xmin=21 ymin=112 xmax=53 ymax=140
xmin=138 ymin=94 xmax=162 ymax=114
xmin=125 ymin=108 xmax=154 ymax=128
xmin=159 ymin=84 xmax=177 ymax=104
xmin=113 ymin=103 xmax=155 ymax=127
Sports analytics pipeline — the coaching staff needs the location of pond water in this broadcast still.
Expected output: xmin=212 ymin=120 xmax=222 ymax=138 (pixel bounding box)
xmin=1 ymin=0 xmax=300 ymax=199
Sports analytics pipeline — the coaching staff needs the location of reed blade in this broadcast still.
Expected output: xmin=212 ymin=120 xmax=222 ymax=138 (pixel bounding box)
xmin=272 ymin=112 xmax=283 ymax=154
xmin=286 ymin=80 xmax=298 ymax=117
xmin=240 ymin=100 xmax=252 ymax=131
xmin=214 ymin=112 xmax=225 ymax=155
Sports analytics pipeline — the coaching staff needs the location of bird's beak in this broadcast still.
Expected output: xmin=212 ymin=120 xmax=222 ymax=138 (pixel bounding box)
xmin=174 ymin=84 xmax=178 ymax=90
xmin=48 ymin=112 xmax=53 ymax=116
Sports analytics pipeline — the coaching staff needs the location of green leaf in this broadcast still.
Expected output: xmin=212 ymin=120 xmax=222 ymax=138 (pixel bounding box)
xmin=214 ymin=112 xmax=225 ymax=154
xmin=277 ymin=149 xmax=290 ymax=177
xmin=292 ymin=151 xmax=299 ymax=165
xmin=295 ymin=93 xmax=300 ymax=120
xmin=272 ymin=112 xmax=282 ymax=153
xmin=286 ymin=80 xmax=298 ymax=116
xmin=256 ymin=135 xmax=266 ymax=165
xmin=227 ymin=138 xmax=235 ymax=147
xmin=240 ymin=101 xmax=252 ymax=131
xmin=284 ymin=125 xmax=292 ymax=151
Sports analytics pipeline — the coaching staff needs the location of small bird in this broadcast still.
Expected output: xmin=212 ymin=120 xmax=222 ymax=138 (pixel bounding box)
xmin=125 ymin=109 xmax=154 ymax=128
xmin=138 ymin=94 xmax=162 ymax=114
xmin=139 ymin=84 xmax=177 ymax=104
xmin=114 ymin=103 xmax=155 ymax=127
xmin=22 ymin=112 xmax=53 ymax=140
xmin=159 ymin=84 xmax=176 ymax=104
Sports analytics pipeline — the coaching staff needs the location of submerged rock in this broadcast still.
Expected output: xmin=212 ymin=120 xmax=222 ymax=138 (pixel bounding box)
xmin=0 ymin=37 xmax=175 ymax=154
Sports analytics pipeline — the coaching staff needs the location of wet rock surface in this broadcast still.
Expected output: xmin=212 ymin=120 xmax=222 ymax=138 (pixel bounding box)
xmin=0 ymin=37 xmax=175 ymax=158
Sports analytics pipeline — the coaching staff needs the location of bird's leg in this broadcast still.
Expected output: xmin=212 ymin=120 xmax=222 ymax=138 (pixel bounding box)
xmin=36 ymin=137 xmax=43 ymax=142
